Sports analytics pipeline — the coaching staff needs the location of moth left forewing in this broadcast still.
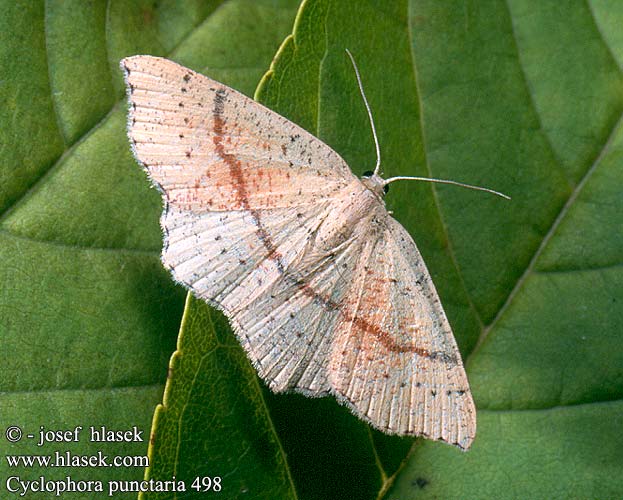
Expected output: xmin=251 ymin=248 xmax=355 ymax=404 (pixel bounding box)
xmin=329 ymin=215 xmax=476 ymax=450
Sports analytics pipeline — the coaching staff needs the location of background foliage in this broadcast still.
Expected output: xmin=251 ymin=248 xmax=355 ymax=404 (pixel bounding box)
xmin=1 ymin=1 xmax=621 ymax=499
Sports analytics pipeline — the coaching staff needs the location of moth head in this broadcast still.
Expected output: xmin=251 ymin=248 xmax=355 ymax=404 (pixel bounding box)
xmin=361 ymin=170 xmax=389 ymax=198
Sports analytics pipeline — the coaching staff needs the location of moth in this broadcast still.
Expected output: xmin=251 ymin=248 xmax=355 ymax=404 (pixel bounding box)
xmin=121 ymin=54 xmax=505 ymax=450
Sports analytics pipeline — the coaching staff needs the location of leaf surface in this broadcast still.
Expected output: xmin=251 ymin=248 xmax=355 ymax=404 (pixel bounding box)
xmin=3 ymin=0 xmax=622 ymax=499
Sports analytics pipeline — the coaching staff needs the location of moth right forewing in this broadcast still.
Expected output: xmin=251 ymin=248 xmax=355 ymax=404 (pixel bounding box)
xmin=329 ymin=215 xmax=476 ymax=450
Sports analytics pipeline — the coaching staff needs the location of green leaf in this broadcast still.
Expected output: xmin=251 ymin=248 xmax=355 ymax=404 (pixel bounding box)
xmin=4 ymin=0 xmax=622 ymax=499
xmin=254 ymin=0 xmax=620 ymax=498
xmin=1 ymin=1 xmax=299 ymax=498
xmin=256 ymin=0 xmax=621 ymax=498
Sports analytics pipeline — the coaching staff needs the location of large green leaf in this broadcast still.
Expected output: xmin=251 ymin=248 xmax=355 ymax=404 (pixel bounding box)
xmin=257 ymin=0 xmax=620 ymax=498
xmin=3 ymin=0 xmax=622 ymax=499
xmin=181 ymin=0 xmax=622 ymax=498
xmin=1 ymin=1 xmax=299 ymax=498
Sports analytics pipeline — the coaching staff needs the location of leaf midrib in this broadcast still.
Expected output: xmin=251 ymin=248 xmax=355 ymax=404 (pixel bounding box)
xmin=466 ymin=0 xmax=622 ymax=362
xmin=471 ymin=108 xmax=623 ymax=362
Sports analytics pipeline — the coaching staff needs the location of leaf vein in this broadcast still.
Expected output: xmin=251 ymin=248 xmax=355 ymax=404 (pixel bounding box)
xmin=472 ymin=110 xmax=623 ymax=359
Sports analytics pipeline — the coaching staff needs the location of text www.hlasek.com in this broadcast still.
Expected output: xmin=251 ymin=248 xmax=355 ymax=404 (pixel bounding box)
xmin=6 ymin=452 xmax=153 ymax=497
xmin=6 ymin=451 xmax=148 ymax=468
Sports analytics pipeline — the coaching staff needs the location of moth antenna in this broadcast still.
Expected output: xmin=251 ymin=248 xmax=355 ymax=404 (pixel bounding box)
xmin=345 ymin=50 xmax=508 ymax=200
xmin=382 ymin=176 xmax=511 ymax=200
xmin=346 ymin=49 xmax=381 ymax=176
